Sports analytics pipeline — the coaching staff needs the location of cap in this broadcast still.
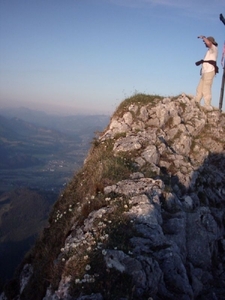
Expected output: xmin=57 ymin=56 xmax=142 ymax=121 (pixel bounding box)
xmin=207 ymin=36 xmax=218 ymax=46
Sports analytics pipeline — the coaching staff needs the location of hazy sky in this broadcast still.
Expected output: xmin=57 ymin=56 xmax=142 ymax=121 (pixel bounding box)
xmin=0 ymin=0 xmax=225 ymax=115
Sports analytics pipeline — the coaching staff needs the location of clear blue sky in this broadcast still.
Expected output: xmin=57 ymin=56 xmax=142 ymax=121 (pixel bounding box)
xmin=0 ymin=0 xmax=225 ymax=115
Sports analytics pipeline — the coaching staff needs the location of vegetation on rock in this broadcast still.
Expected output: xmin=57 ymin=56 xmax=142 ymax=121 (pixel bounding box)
xmin=1 ymin=93 xmax=225 ymax=300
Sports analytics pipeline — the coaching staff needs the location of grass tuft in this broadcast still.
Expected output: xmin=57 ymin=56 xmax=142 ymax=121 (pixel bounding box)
xmin=112 ymin=93 xmax=163 ymax=119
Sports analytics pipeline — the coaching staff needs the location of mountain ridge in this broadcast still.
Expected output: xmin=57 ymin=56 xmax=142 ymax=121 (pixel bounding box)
xmin=1 ymin=93 xmax=225 ymax=300
xmin=0 ymin=107 xmax=110 ymax=137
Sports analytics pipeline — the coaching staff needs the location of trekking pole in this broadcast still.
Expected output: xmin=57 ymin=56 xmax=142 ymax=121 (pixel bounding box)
xmin=219 ymin=14 xmax=225 ymax=112
xmin=219 ymin=67 xmax=225 ymax=112
xmin=220 ymin=13 xmax=225 ymax=25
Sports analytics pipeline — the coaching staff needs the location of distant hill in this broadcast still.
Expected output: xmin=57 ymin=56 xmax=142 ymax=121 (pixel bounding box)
xmin=0 ymin=107 xmax=110 ymax=137
xmin=0 ymin=115 xmax=20 ymax=140
xmin=0 ymin=115 xmax=76 ymax=169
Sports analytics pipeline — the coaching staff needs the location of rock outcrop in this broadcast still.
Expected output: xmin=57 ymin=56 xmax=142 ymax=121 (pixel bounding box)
xmin=1 ymin=94 xmax=225 ymax=300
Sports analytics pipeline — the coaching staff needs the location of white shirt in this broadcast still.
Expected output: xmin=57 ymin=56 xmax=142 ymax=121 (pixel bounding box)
xmin=202 ymin=44 xmax=218 ymax=74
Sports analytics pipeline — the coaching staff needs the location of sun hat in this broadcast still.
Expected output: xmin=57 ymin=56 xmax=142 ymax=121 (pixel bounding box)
xmin=207 ymin=36 xmax=218 ymax=46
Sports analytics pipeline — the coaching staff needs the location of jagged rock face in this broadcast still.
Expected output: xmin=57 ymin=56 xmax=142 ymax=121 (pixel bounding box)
xmin=2 ymin=94 xmax=225 ymax=300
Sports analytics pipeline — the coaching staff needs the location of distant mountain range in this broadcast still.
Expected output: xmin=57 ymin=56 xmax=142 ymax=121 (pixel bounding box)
xmin=0 ymin=106 xmax=110 ymax=137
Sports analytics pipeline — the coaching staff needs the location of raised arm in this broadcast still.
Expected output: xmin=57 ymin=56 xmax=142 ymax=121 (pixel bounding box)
xmin=198 ymin=36 xmax=213 ymax=48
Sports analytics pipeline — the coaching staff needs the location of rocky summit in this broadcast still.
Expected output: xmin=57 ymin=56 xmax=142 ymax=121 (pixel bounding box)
xmin=1 ymin=94 xmax=225 ymax=300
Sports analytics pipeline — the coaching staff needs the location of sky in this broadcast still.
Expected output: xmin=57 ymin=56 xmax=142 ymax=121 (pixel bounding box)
xmin=0 ymin=0 xmax=225 ymax=115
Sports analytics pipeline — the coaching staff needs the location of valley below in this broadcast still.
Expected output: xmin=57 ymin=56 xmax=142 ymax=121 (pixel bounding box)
xmin=0 ymin=108 xmax=109 ymax=290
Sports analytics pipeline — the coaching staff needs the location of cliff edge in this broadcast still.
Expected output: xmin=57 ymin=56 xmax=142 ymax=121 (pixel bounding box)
xmin=2 ymin=94 xmax=225 ymax=300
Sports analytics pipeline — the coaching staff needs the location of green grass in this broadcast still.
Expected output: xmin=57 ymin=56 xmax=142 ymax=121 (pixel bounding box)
xmin=112 ymin=93 xmax=163 ymax=119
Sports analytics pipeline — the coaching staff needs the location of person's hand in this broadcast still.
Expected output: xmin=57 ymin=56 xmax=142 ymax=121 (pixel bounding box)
xmin=198 ymin=36 xmax=205 ymax=39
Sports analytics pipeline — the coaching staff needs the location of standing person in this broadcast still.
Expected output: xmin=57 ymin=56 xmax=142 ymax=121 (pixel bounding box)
xmin=195 ymin=36 xmax=218 ymax=111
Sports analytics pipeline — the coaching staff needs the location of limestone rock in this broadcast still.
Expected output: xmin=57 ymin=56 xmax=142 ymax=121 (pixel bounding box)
xmin=2 ymin=94 xmax=225 ymax=300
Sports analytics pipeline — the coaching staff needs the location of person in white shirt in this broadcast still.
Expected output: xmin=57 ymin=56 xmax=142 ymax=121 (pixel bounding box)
xmin=195 ymin=36 xmax=218 ymax=111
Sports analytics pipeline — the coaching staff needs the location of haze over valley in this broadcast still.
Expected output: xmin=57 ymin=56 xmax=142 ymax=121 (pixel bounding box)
xmin=0 ymin=107 xmax=109 ymax=290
